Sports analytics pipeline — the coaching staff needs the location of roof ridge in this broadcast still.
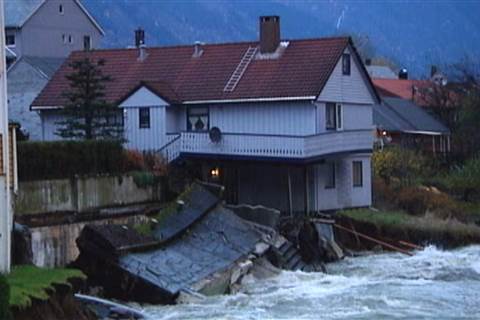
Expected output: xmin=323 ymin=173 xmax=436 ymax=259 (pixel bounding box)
xmin=68 ymin=36 xmax=350 ymax=55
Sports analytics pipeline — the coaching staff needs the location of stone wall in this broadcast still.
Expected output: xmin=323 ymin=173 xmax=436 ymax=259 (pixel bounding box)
xmin=15 ymin=174 xmax=164 ymax=215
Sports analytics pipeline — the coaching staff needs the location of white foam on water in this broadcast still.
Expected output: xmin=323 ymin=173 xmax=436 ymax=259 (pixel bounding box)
xmin=144 ymin=245 xmax=480 ymax=320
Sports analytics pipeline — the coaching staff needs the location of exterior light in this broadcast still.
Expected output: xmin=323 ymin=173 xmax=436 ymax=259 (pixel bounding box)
xmin=210 ymin=167 xmax=220 ymax=178
xmin=382 ymin=130 xmax=387 ymax=136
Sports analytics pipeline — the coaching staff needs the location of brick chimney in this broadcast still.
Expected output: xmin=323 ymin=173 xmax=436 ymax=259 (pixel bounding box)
xmin=135 ymin=27 xmax=145 ymax=48
xmin=259 ymin=16 xmax=280 ymax=54
xmin=134 ymin=28 xmax=148 ymax=61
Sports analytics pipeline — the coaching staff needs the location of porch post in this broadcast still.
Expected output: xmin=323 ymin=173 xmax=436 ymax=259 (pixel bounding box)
xmin=287 ymin=167 xmax=293 ymax=217
xmin=304 ymin=165 xmax=309 ymax=216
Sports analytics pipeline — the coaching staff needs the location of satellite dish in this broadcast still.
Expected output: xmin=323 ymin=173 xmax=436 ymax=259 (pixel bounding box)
xmin=209 ymin=127 xmax=222 ymax=143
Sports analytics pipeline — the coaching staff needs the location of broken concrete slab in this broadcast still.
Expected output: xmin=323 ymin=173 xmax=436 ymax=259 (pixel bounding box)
xmin=75 ymin=183 xmax=265 ymax=303
xmin=75 ymin=182 xmax=334 ymax=304
xmin=117 ymin=206 xmax=262 ymax=298
xmin=227 ymin=204 xmax=281 ymax=230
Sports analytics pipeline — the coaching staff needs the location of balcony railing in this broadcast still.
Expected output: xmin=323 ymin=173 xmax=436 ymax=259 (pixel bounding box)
xmin=160 ymin=129 xmax=373 ymax=163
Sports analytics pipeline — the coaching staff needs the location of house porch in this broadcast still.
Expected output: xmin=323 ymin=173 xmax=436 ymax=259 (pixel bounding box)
xmin=194 ymin=153 xmax=372 ymax=214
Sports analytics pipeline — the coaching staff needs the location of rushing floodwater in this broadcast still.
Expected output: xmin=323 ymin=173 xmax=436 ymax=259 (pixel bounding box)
xmin=143 ymin=245 xmax=480 ymax=319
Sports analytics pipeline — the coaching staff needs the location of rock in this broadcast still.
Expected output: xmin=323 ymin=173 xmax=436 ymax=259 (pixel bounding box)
xmin=248 ymin=257 xmax=280 ymax=279
xmin=230 ymin=260 xmax=253 ymax=285
xmin=254 ymin=242 xmax=270 ymax=256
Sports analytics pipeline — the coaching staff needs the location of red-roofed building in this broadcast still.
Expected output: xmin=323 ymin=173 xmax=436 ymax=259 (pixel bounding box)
xmin=31 ymin=16 xmax=379 ymax=213
xmin=372 ymin=78 xmax=432 ymax=106
xmin=372 ymin=77 xmax=459 ymax=155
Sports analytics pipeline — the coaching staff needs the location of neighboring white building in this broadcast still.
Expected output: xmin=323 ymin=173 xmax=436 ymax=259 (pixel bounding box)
xmin=5 ymin=0 xmax=104 ymax=140
xmin=32 ymin=16 xmax=379 ymax=214
xmin=0 ymin=0 xmax=18 ymax=273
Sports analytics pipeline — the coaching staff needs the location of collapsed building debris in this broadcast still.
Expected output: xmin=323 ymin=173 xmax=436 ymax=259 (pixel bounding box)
xmin=75 ymin=182 xmax=342 ymax=304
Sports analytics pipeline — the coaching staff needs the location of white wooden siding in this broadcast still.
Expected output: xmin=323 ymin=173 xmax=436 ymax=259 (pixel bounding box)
xmin=119 ymin=86 xmax=168 ymax=108
xmin=317 ymin=46 xmax=376 ymax=105
xmin=315 ymin=102 xmax=372 ymax=133
xmin=166 ymin=105 xmax=186 ymax=133
xmin=41 ymin=112 xmax=64 ymax=141
xmin=311 ymin=154 xmax=372 ymax=211
xmin=124 ymin=106 xmax=166 ymax=151
xmin=209 ymin=102 xmax=316 ymax=135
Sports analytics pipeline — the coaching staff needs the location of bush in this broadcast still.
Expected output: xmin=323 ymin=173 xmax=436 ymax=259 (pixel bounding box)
xmin=17 ymin=140 xmax=126 ymax=181
xmin=123 ymin=150 xmax=146 ymax=172
xmin=372 ymin=146 xmax=433 ymax=186
xmin=438 ymin=156 xmax=480 ymax=201
xmin=123 ymin=150 xmax=168 ymax=176
xmin=395 ymin=186 xmax=464 ymax=220
xmin=0 ymin=274 xmax=12 ymax=320
xmin=131 ymin=171 xmax=156 ymax=188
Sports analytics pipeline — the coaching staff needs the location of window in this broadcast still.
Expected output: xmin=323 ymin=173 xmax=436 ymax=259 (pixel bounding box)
xmin=326 ymin=103 xmax=342 ymax=130
xmin=83 ymin=36 xmax=91 ymax=51
xmin=5 ymin=34 xmax=15 ymax=47
xmin=62 ymin=34 xmax=67 ymax=44
xmin=187 ymin=107 xmax=209 ymax=131
xmin=59 ymin=4 xmax=64 ymax=14
xmin=353 ymin=161 xmax=363 ymax=187
xmin=139 ymin=107 xmax=150 ymax=129
xmin=325 ymin=162 xmax=335 ymax=189
xmin=342 ymin=53 xmax=351 ymax=75
xmin=68 ymin=35 xmax=73 ymax=44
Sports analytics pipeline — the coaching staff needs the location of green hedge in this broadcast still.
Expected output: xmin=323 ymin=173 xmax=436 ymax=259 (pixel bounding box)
xmin=18 ymin=140 xmax=126 ymax=181
xmin=0 ymin=274 xmax=12 ymax=320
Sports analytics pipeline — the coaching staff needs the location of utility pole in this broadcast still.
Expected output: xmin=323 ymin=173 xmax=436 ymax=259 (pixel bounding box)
xmin=0 ymin=0 xmax=12 ymax=273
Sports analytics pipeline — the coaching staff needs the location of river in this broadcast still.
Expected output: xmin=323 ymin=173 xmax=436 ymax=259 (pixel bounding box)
xmin=143 ymin=245 xmax=480 ymax=319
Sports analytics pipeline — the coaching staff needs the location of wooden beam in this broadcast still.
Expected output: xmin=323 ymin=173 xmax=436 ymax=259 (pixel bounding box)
xmin=304 ymin=166 xmax=309 ymax=216
xmin=287 ymin=168 xmax=293 ymax=217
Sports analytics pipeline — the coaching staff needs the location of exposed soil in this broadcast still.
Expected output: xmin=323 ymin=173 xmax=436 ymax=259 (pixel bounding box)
xmin=12 ymin=279 xmax=95 ymax=320
xmin=335 ymin=215 xmax=480 ymax=252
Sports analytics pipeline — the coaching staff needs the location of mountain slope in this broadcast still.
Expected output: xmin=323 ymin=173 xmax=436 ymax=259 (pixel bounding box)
xmin=82 ymin=0 xmax=480 ymax=77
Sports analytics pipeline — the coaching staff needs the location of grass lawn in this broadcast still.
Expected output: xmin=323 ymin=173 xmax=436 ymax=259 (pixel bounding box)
xmin=6 ymin=265 xmax=85 ymax=309
xmin=339 ymin=208 xmax=480 ymax=241
xmin=339 ymin=208 xmax=410 ymax=226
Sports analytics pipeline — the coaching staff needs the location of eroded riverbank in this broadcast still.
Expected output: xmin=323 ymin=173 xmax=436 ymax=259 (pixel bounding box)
xmin=142 ymin=245 xmax=480 ymax=319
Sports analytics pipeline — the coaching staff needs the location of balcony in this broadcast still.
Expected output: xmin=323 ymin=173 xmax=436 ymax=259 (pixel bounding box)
xmin=161 ymin=129 xmax=373 ymax=163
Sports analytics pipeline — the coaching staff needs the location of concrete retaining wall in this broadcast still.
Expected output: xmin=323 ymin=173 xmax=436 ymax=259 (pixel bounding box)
xmin=15 ymin=175 xmax=163 ymax=215
xmin=31 ymin=213 xmax=149 ymax=267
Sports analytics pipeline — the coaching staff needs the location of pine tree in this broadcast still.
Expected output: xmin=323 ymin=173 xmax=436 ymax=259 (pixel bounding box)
xmin=55 ymin=57 xmax=123 ymax=140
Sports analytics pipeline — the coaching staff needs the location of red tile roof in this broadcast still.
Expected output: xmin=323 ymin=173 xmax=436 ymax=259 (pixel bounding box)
xmin=32 ymin=37 xmax=352 ymax=109
xmin=372 ymin=78 xmax=432 ymax=106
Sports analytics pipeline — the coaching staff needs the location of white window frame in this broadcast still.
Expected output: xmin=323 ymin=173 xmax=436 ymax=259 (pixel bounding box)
xmin=353 ymin=161 xmax=363 ymax=188
xmin=342 ymin=53 xmax=351 ymax=75
xmin=139 ymin=107 xmax=150 ymax=129
xmin=59 ymin=4 xmax=64 ymax=14
xmin=336 ymin=103 xmax=343 ymax=130
xmin=68 ymin=35 xmax=73 ymax=44
xmin=83 ymin=35 xmax=92 ymax=51
xmin=325 ymin=102 xmax=343 ymax=131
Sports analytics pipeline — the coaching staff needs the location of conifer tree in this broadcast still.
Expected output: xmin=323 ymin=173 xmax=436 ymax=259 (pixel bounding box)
xmin=55 ymin=57 xmax=123 ymax=140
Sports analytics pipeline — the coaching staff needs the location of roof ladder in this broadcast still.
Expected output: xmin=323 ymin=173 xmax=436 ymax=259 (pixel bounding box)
xmin=223 ymin=46 xmax=258 ymax=92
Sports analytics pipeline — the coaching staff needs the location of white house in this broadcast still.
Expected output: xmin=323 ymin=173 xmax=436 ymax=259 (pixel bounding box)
xmin=31 ymin=16 xmax=379 ymax=214
xmin=0 ymin=0 xmax=19 ymax=273
xmin=5 ymin=0 xmax=104 ymax=140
